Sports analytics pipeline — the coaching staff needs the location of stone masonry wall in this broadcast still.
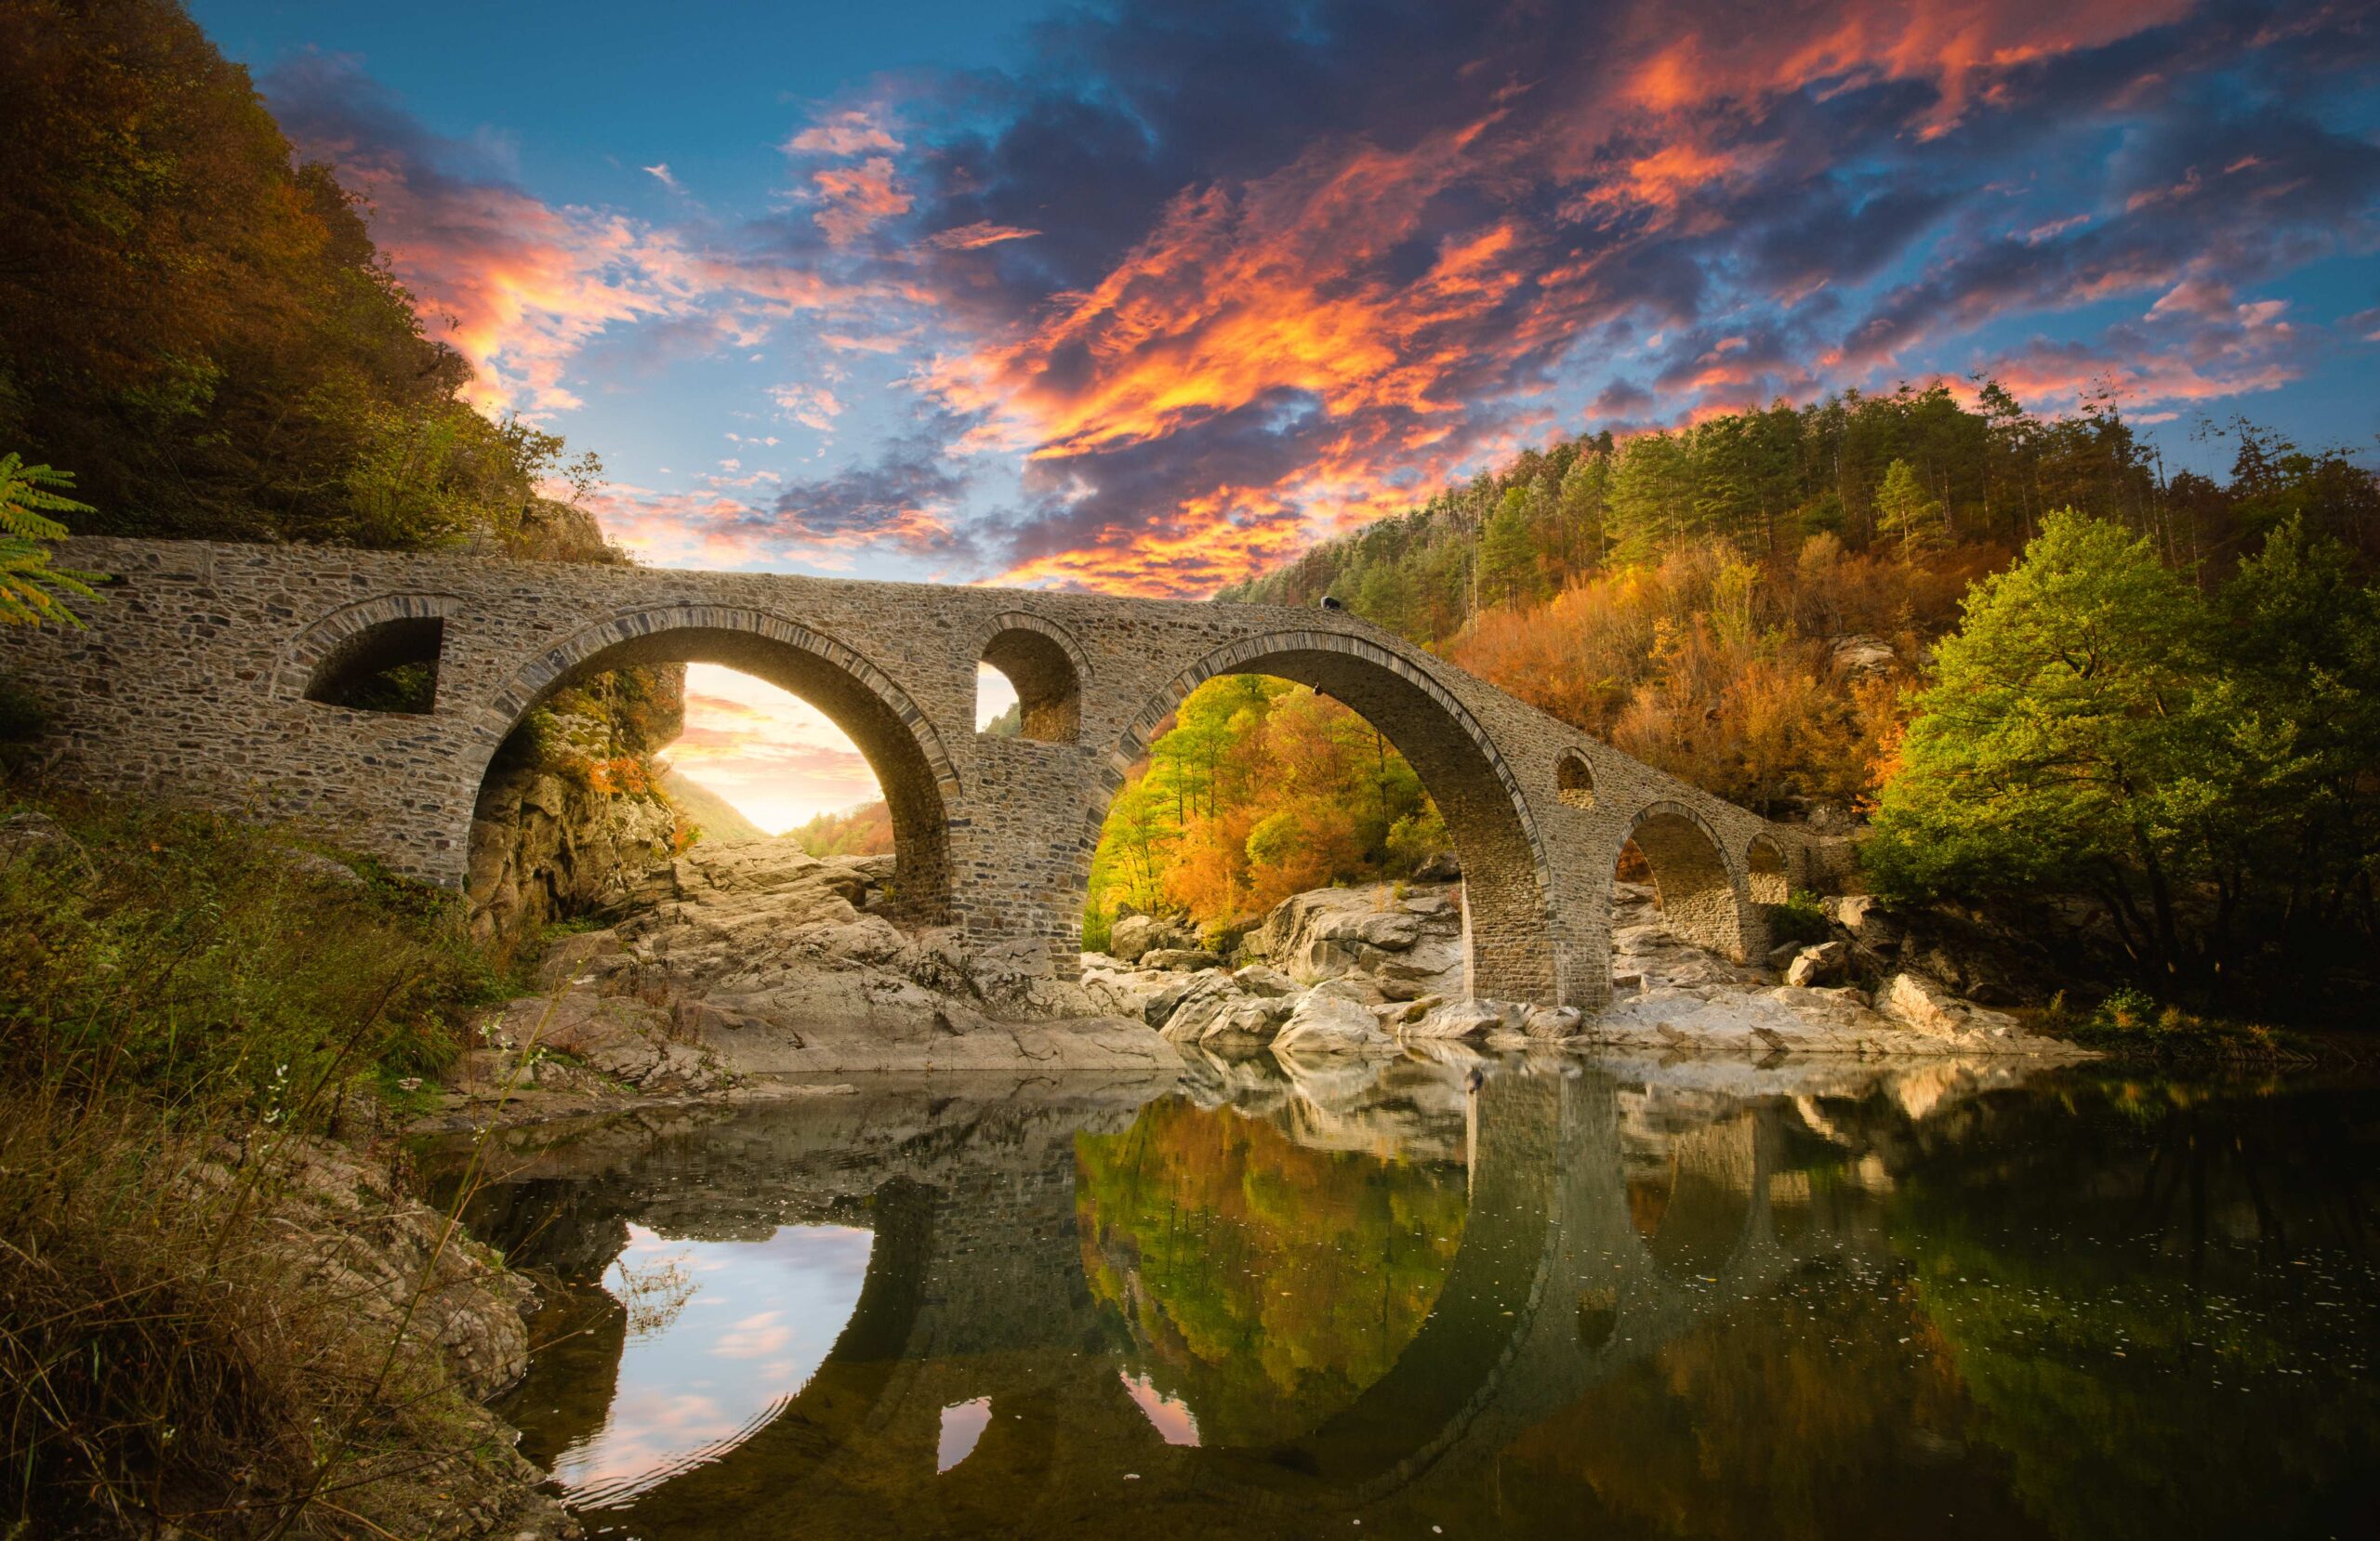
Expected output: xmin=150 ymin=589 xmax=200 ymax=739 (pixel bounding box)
xmin=1 ymin=538 xmax=1815 ymax=1012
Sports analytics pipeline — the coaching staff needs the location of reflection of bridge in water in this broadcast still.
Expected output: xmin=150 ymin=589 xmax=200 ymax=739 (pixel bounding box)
xmin=454 ymin=1061 xmax=1924 ymax=1538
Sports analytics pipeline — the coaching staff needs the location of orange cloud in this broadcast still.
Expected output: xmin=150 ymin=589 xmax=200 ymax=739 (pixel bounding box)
xmin=813 ymin=157 xmax=912 ymax=247
xmin=786 ymin=111 xmax=903 ymax=157
xmin=1622 ymin=0 xmax=2195 ymax=130
xmin=926 ymin=221 xmax=1042 ymax=251
xmin=938 ymin=128 xmax=1533 ymax=465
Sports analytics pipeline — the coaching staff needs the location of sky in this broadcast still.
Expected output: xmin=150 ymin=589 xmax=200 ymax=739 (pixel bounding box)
xmin=192 ymin=0 xmax=2380 ymax=827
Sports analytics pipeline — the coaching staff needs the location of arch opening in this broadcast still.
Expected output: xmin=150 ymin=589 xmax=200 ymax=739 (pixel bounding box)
xmin=1747 ymin=835 xmax=1789 ymax=905
xmin=465 ymin=613 xmax=953 ymax=940
xmin=977 ymin=626 xmax=1081 ymax=744
xmin=1074 ymin=1093 xmax=1471 ymax=1449
xmin=668 ymin=665 xmax=893 ymax=850
xmin=1079 ymin=637 xmax=1554 ymax=1005
xmin=303 ymin=615 xmax=443 ymax=713
xmin=1613 ymin=805 xmax=1747 ymax=976
xmin=1555 ymin=750 xmax=1596 ymax=809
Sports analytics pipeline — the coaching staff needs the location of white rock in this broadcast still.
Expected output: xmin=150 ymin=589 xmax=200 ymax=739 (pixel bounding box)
xmin=1271 ymin=988 xmax=1397 ymax=1056
xmin=1786 ymin=940 xmax=1849 ymax=988
xmin=1878 ymin=970 xmax=2017 ymax=1038
xmin=1404 ymin=999 xmax=1511 ymax=1040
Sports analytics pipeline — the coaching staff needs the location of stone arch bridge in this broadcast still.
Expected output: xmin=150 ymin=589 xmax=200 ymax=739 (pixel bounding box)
xmin=6 ymin=538 xmax=1813 ymax=1010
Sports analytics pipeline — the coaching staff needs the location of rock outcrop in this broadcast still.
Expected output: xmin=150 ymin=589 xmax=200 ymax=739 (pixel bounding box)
xmin=454 ymin=837 xmax=1177 ymax=1094
xmin=467 ymin=670 xmax=687 ymax=941
xmin=1588 ymin=881 xmax=2075 ymax=1058
xmin=191 ymin=1138 xmax=579 ymax=1538
xmin=1090 ymin=875 xmax=2081 ymax=1063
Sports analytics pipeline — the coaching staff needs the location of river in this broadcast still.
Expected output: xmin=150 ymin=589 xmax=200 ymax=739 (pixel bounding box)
xmin=422 ymin=1053 xmax=2380 ymax=1540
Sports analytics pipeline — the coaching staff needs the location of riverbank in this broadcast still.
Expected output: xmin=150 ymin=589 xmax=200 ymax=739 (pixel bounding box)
xmin=0 ymin=797 xmax=586 ymax=1537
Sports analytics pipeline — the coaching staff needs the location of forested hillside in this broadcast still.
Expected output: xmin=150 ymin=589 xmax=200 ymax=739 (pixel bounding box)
xmin=1093 ymin=385 xmax=2380 ymax=1009
xmin=1223 ymin=385 xmax=2376 ymax=624
xmin=0 ymin=0 xmax=691 ymax=947
xmin=0 ymin=0 xmax=599 ymax=551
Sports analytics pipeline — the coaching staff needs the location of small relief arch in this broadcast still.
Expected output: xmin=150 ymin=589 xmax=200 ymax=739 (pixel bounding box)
xmin=1618 ymin=800 xmax=1749 ymax=964
xmin=974 ymin=612 xmax=1088 ymax=744
xmin=281 ymin=595 xmax=459 ymax=715
xmin=1556 ymin=749 xmax=1596 ymax=809
xmin=1747 ymin=834 xmax=1790 ymax=905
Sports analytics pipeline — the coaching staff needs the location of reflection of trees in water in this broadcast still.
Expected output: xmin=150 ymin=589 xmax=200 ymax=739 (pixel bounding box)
xmin=1884 ymin=1079 xmax=2380 ymax=1541
xmin=1468 ymin=1078 xmax=2380 ymax=1541
xmin=1497 ymin=1257 xmax=2031 ymax=1541
xmin=1074 ymin=1096 xmax=1469 ymax=1447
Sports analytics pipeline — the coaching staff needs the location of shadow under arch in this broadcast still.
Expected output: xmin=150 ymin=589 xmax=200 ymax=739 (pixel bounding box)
xmin=1081 ymin=630 xmax=1558 ymax=1003
xmin=460 ymin=604 xmax=961 ymax=922
xmin=273 ymin=592 xmax=465 ymax=705
xmin=1613 ymin=798 xmax=1752 ymax=965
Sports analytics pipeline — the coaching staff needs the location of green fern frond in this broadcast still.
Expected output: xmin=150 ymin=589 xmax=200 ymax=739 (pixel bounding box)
xmin=0 ymin=454 xmax=106 ymax=626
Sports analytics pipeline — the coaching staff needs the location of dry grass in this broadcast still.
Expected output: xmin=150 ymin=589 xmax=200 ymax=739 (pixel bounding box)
xmin=0 ymin=796 xmax=544 ymax=1538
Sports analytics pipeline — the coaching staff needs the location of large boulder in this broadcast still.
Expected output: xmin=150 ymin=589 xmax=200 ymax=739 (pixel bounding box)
xmin=1402 ymin=998 xmax=1511 ymax=1041
xmin=1255 ymin=883 xmax=1462 ymax=995
xmin=1878 ymin=969 xmax=2019 ymax=1039
xmin=1826 ymin=895 xmax=1901 ymax=952
xmin=1785 ymin=940 xmax=1850 ymax=988
xmin=1142 ymin=946 xmax=1225 ymax=972
xmin=1108 ymin=912 xmax=1193 ymax=964
xmin=1232 ymin=964 xmax=1298 ymax=997
xmin=473 ymin=992 xmax=730 ymax=1096
xmin=1271 ymin=987 xmax=1398 ymax=1056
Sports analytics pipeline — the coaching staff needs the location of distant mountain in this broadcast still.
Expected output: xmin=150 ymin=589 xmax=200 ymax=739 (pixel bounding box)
xmin=660 ymin=768 xmax=768 ymax=843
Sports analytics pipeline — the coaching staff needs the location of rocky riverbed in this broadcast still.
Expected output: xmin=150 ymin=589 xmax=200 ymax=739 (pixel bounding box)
xmin=417 ymin=835 xmax=2082 ymax=1131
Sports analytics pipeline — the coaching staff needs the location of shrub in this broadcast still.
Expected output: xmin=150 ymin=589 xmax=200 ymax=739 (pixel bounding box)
xmin=1766 ymin=888 xmax=1832 ymax=947
xmin=0 ymin=797 xmax=511 ymax=1123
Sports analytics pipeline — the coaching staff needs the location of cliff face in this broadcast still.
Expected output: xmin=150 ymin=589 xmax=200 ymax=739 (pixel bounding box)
xmin=467 ymin=665 xmax=687 ymax=942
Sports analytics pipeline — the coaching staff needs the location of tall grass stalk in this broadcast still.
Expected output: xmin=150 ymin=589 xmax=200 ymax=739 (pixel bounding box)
xmin=0 ymin=795 xmax=551 ymax=1537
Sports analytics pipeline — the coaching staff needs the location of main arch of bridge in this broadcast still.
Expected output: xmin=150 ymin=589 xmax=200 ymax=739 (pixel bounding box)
xmin=3 ymin=539 xmax=1814 ymax=1011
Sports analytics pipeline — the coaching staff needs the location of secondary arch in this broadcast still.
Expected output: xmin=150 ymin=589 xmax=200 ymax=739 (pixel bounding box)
xmin=460 ymin=604 xmax=960 ymax=922
xmin=1614 ymin=800 xmax=1751 ymax=967
xmin=1083 ymin=630 xmax=1557 ymax=1004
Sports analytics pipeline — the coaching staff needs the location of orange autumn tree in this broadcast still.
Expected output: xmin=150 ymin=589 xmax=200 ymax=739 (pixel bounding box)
xmin=1084 ymin=676 xmax=1448 ymax=943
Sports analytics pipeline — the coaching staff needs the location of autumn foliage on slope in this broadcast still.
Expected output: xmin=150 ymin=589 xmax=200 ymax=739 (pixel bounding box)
xmin=0 ymin=0 xmax=601 ymax=550
xmin=1087 ymin=386 xmax=2380 ymax=941
xmin=788 ymin=800 xmax=896 ymax=859
xmin=1085 ymin=676 xmax=1446 ymax=946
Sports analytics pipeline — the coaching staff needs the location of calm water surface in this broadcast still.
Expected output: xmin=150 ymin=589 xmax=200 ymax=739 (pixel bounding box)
xmin=427 ymin=1056 xmax=2380 ymax=1540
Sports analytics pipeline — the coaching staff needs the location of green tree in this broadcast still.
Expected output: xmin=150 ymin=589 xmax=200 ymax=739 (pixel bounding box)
xmin=1478 ymin=486 xmax=1538 ymax=608
xmin=1873 ymin=458 xmax=1943 ymax=555
xmin=1867 ymin=511 xmax=2217 ymax=983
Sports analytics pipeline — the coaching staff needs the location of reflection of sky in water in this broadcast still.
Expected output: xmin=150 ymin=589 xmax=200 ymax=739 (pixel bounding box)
xmin=1120 ymin=1371 xmax=1199 ymax=1446
xmin=556 ymin=1221 xmax=873 ymax=1508
xmin=937 ymin=1397 xmax=992 ymax=1471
